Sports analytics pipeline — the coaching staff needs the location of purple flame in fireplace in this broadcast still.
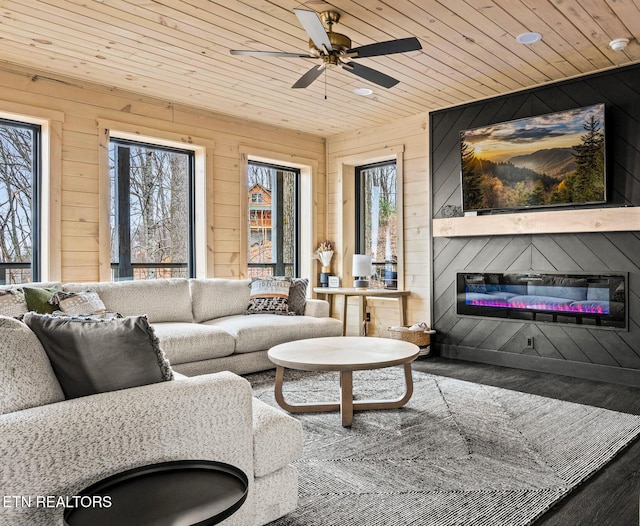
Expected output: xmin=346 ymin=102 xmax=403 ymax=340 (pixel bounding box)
xmin=466 ymin=297 xmax=609 ymax=314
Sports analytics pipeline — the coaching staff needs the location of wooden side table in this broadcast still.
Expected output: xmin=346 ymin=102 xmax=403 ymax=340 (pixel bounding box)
xmin=313 ymin=287 xmax=410 ymax=336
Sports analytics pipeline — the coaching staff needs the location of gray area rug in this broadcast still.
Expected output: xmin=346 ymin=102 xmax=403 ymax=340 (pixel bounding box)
xmin=249 ymin=367 xmax=640 ymax=526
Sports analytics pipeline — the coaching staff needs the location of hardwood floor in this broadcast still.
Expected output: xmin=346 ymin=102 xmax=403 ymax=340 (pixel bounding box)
xmin=412 ymin=356 xmax=640 ymax=526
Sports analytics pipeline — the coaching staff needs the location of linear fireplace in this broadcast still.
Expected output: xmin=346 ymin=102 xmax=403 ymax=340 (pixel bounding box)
xmin=456 ymin=272 xmax=627 ymax=329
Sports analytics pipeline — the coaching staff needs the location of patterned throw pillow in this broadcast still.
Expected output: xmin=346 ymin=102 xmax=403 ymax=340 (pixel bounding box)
xmin=23 ymin=313 xmax=173 ymax=400
xmin=0 ymin=290 xmax=29 ymax=318
xmin=246 ymin=277 xmax=292 ymax=315
xmin=49 ymin=290 xmax=107 ymax=316
xmin=287 ymin=277 xmax=309 ymax=316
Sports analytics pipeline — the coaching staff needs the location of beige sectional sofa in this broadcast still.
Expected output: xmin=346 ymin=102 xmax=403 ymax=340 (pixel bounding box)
xmin=0 ymin=277 xmax=341 ymax=525
xmin=61 ymin=277 xmax=343 ymax=376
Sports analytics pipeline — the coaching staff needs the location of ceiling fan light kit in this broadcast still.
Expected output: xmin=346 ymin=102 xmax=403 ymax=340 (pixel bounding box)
xmin=229 ymin=8 xmax=422 ymax=90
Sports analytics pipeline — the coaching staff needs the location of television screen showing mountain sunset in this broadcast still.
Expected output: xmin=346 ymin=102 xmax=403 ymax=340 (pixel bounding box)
xmin=460 ymin=103 xmax=606 ymax=212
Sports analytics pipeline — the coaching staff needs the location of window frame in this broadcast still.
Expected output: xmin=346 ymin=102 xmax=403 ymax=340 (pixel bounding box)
xmin=247 ymin=160 xmax=301 ymax=277
xmin=109 ymin=137 xmax=196 ymax=280
xmin=335 ymin=145 xmax=404 ymax=291
xmin=0 ymin=103 xmax=62 ymax=283
xmin=99 ymin=120 xmax=213 ymax=280
xmin=354 ymin=160 xmax=397 ymax=257
xmin=354 ymin=160 xmax=398 ymax=290
xmin=0 ymin=117 xmax=42 ymax=283
xmin=238 ymin=146 xmax=317 ymax=284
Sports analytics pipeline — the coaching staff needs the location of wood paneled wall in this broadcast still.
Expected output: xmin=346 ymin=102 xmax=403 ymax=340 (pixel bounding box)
xmin=326 ymin=113 xmax=431 ymax=336
xmin=0 ymin=63 xmax=325 ymax=282
xmin=430 ymin=63 xmax=640 ymax=386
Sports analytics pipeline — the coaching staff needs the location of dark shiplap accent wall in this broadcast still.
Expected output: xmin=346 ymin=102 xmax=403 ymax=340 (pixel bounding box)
xmin=430 ymin=63 xmax=640 ymax=386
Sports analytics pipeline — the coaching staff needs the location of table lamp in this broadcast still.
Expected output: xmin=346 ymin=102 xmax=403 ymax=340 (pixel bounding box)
xmin=352 ymin=254 xmax=372 ymax=290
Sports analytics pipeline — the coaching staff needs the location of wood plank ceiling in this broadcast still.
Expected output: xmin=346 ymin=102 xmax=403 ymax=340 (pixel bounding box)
xmin=0 ymin=0 xmax=638 ymax=137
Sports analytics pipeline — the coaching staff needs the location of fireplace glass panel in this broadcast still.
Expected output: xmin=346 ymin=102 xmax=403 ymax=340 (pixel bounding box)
xmin=456 ymin=272 xmax=626 ymax=329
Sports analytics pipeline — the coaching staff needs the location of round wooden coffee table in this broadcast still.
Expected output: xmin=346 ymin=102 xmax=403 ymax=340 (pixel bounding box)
xmin=267 ymin=336 xmax=420 ymax=427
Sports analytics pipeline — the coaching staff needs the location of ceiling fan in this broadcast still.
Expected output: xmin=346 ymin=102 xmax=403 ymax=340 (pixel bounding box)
xmin=230 ymin=8 xmax=422 ymax=89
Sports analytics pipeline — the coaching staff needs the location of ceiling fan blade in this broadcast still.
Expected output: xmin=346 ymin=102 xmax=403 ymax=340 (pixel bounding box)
xmin=292 ymin=64 xmax=325 ymax=89
xmin=230 ymin=50 xmax=314 ymax=58
xmin=293 ymin=8 xmax=333 ymax=52
xmin=348 ymin=37 xmax=422 ymax=58
xmin=341 ymin=62 xmax=399 ymax=88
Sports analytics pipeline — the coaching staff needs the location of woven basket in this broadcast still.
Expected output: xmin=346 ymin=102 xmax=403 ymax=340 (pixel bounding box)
xmin=387 ymin=326 xmax=434 ymax=347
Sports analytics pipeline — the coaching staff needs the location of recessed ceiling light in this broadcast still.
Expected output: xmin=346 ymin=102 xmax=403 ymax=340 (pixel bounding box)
xmin=609 ymin=38 xmax=629 ymax=51
xmin=353 ymin=87 xmax=373 ymax=96
xmin=516 ymin=32 xmax=542 ymax=45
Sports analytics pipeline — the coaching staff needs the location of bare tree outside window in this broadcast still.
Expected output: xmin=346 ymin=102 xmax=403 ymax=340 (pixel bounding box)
xmin=0 ymin=121 xmax=39 ymax=285
xmin=110 ymin=141 xmax=192 ymax=280
xmin=247 ymin=162 xmax=298 ymax=278
xmin=357 ymin=162 xmax=398 ymax=289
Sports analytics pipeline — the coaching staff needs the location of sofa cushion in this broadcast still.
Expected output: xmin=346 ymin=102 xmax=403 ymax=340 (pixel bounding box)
xmin=151 ymin=322 xmax=236 ymax=365
xmin=49 ymin=290 xmax=107 ymax=315
xmin=63 ymin=279 xmax=193 ymax=323
xmin=0 ymin=290 xmax=28 ymax=318
xmin=189 ymin=278 xmax=252 ymax=322
xmin=0 ymin=316 xmax=64 ymax=414
xmin=23 ymin=313 xmax=173 ymax=399
xmin=205 ymin=314 xmax=343 ymax=353
xmin=246 ymin=277 xmax=292 ymax=315
xmin=252 ymin=398 xmax=303 ymax=477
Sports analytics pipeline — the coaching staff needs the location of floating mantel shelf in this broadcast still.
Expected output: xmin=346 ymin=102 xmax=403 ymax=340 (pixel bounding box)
xmin=432 ymin=207 xmax=640 ymax=237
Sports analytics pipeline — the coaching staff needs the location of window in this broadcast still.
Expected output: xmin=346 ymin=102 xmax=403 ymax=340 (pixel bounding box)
xmin=0 ymin=118 xmax=40 ymax=285
xmin=355 ymin=161 xmax=398 ymax=289
xmin=110 ymin=139 xmax=195 ymax=280
xmin=247 ymin=161 xmax=299 ymax=278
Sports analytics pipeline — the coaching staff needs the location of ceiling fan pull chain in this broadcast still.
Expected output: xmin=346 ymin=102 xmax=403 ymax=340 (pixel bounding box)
xmin=324 ymin=68 xmax=327 ymax=100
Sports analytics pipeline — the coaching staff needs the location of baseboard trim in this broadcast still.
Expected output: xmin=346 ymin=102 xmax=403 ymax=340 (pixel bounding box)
xmin=438 ymin=344 xmax=640 ymax=387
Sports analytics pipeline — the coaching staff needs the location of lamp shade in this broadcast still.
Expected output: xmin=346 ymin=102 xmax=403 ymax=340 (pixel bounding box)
xmin=352 ymin=254 xmax=372 ymax=277
xmin=352 ymin=254 xmax=372 ymax=289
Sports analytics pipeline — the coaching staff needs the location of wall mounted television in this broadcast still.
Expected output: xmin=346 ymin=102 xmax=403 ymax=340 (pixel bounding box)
xmin=460 ymin=103 xmax=606 ymax=213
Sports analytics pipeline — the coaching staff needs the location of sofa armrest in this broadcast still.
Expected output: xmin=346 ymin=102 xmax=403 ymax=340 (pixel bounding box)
xmin=0 ymin=372 xmax=254 ymax=526
xmin=304 ymin=298 xmax=330 ymax=318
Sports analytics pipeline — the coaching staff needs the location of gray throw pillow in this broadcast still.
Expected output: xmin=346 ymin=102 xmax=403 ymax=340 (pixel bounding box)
xmin=288 ymin=278 xmax=309 ymax=316
xmin=23 ymin=313 xmax=173 ymax=399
